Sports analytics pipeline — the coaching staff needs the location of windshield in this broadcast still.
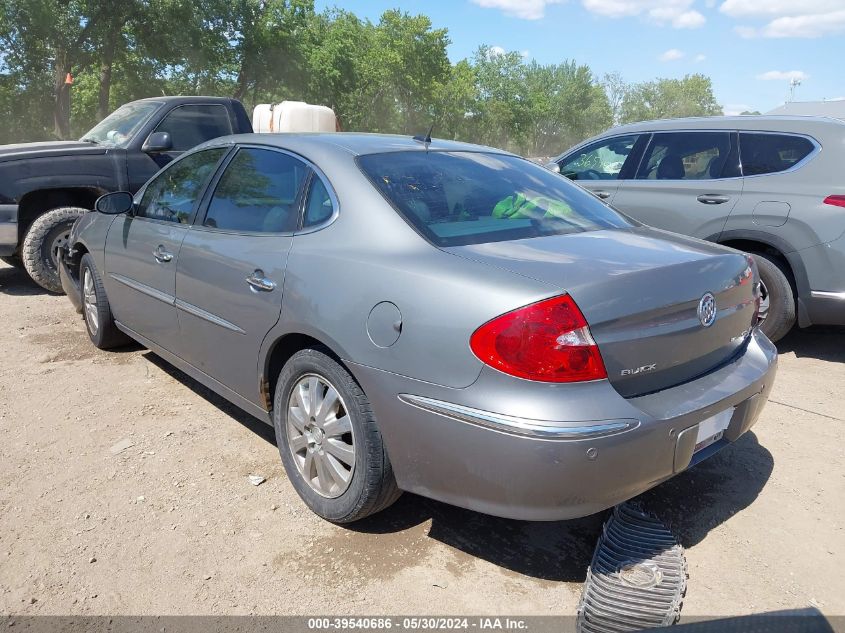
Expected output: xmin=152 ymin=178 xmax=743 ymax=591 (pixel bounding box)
xmin=358 ymin=151 xmax=636 ymax=247
xmin=80 ymin=101 xmax=162 ymax=147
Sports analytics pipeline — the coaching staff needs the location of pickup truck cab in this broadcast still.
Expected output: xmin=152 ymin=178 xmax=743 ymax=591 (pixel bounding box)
xmin=0 ymin=96 xmax=252 ymax=291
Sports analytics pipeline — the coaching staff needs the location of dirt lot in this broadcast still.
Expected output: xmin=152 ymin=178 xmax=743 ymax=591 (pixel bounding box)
xmin=0 ymin=259 xmax=843 ymax=618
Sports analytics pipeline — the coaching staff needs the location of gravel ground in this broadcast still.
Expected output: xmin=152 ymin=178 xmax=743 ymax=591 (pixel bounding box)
xmin=0 ymin=259 xmax=843 ymax=618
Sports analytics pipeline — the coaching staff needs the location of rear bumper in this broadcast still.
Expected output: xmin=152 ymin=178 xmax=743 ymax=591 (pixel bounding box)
xmin=0 ymin=204 xmax=18 ymax=256
xmin=351 ymin=329 xmax=777 ymax=521
xmin=58 ymin=247 xmax=83 ymax=313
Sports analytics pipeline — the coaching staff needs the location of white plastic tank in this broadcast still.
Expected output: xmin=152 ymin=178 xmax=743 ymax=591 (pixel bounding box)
xmin=252 ymin=101 xmax=338 ymax=133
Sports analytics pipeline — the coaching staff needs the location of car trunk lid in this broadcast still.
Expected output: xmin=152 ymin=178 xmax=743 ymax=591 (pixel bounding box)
xmin=445 ymin=227 xmax=757 ymax=397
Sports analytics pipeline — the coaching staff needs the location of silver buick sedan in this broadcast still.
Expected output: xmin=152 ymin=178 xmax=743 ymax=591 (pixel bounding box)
xmin=60 ymin=133 xmax=777 ymax=523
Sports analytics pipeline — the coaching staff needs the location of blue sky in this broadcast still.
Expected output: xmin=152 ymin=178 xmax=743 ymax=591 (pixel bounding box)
xmin=314 ymin=0 xmax=845 ymax=115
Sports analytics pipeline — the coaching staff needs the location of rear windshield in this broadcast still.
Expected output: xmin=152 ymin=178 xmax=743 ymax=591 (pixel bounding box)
xmin=358 ymin=151 xmax=635 ymax=247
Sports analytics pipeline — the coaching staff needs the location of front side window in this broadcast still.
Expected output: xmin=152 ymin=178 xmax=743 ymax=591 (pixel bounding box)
xmin=740 ymin=133 xmax=815 ymax=176
xmin=204 ymin=148 xmax=308 ymax=233
xmin=136 ymin=148 xmax=227 ymax=223
xmin=358 ymin=151 xmax=635 ymax=247
xmin=155 ymin=105 xmax=233 ymax=152
xmin=559 ymin=135 xmax=640 ymax=180
xmin=80 ymin=101 xmax=161 ymax=148
xmin=637 ymin=132 xmax=738 ymax=180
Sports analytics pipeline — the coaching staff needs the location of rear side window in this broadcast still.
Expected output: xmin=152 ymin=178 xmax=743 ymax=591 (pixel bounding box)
xmin=740 ymin=133 xmax=815 ymax=176
xmin=204 ymin=147 xmax=308 ymax=233
xmin=156 ymin=105 xmax=233 ymax=151
xmin=637 ymin=132 xmax=739 ymax=180
xmin=303 ymin=177 xmax=335 ymax=228
xmin=357 ymin=151 xmax=635 ymax=247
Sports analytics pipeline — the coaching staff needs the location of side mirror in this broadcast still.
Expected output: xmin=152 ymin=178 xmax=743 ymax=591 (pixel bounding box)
xmin=142 ymin=131 xmax=173 ymax=153
xmin=544 ymin=162 xmax=561 ymax=174
xmin=95 ymin=191 xmax=134 ymax=215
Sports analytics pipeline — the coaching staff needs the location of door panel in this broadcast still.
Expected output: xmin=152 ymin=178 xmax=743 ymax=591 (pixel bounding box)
xmin=171 ymin=146 xmax=309 ymax=405
xmin=104 ymin=216 xmax=186 ymax=348
xmin=173 ymin=231 xmax=292 ymax=402
xmin=612 ymin=131 xmax=743 ymax=239
xmin=103 ymin=147 xmax=229 ymax=350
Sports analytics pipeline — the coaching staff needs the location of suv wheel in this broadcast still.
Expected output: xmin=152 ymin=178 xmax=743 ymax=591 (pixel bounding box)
xmin=751 ymin=252 xmax=796 ymax=343
xmin=273 ymin=348 xmax=401 ymax=523
xmin=22 ymin=207 xmax=87 ymax=293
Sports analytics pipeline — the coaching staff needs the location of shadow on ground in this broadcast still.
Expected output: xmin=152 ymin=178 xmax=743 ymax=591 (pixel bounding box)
xmin=0 ymin=261 xmax=47 ymax=297
xmin=777 ymin=326 xmax=845 ymax=362
xmin=636 ymin=431 xmax=773 ymax=548
xmin=143 ymin=349 xmax=774 ymax=582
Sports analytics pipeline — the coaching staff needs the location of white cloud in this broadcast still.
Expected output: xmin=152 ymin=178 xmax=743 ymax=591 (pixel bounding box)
xmin=761 ymin=10 xmax=845 ymax=37
xmin=659 ymin=48 xmax=685 ymax=61
xmin=721 ymin=1 xmax=845 ymax=37
xmin=520 ymin=50 xmax=531 ymax=58
xmin=582 ymin=0 xmax=706 ymax=28
xmin=488 ymin=45 xmax=506 ymax=57
xmin=694 ymin=53 xmax=706 ymax=62
xmin=470 ymin=0 xmax=565 ymax=19
xmin=756 ymin=70 xmax=809 ymax=81
xmin=719 ymin=0 xmax=841 ymax=18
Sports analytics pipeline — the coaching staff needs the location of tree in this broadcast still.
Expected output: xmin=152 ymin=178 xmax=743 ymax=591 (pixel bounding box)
xmin=602 ymin=71 xmax=628 ymax=126
xmin=619 ymin=74 xmax=723 ymax=124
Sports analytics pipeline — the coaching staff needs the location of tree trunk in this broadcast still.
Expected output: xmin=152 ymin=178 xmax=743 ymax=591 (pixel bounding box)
xmin=232 ymin=60 xmax=250 ymax=101
xmin=53 ymin=51 xmax=72 ymax=139
xmin=97 ymin=29 xmax=118 ymax=120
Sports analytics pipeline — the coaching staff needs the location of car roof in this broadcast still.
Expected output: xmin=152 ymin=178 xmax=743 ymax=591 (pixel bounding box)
xmin=201 ymin=132 xmax=513 ymax=158
xmin=133 ymin=95 xmax=239 ymax=105
xmin=594 ymin=115 xmax=845 ymax=137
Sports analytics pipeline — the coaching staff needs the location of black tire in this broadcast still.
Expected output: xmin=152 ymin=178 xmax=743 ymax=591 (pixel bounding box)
xmin=751 ymin=252 xmax=796 ymax=343
xmin=1 ymin=255 xmax=21 ymax=268
xmin=273 ymin=348 xmax=401 ymax=523
xmin=79 ymin=253 xmax=130 ymax=349
xmin=22 ymin=206 xmax=87 ymax=293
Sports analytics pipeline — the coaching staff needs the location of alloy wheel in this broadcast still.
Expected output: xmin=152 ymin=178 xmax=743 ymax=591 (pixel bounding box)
xmin=82 ymin=268 xmax=99 ymax=335
xmin=286 ymin=373 xmax=355 ymax=498
xmin=757 ymin=279 xmax=770 ymax=325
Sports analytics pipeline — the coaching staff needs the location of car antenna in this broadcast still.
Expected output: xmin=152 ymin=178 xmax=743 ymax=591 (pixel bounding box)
xmin=412 ymin=124 xmax=434 ymax=151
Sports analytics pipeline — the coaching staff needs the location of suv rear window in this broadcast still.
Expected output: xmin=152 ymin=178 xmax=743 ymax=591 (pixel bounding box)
xmin=740 ymin=133 xmax=815 ymax=176
xmin=357 ymin=151 xmax=635 ymax=247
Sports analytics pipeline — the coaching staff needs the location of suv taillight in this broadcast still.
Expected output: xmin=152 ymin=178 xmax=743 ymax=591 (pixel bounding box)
xmin=470 ymin=294 xmax=607 ymax=383
xmin=823 ymin=195 xmax=845 ymax=208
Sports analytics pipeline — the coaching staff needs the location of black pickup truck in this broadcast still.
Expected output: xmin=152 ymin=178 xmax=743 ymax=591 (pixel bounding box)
xmin=0 ymin=96 xmax=252 ymax=292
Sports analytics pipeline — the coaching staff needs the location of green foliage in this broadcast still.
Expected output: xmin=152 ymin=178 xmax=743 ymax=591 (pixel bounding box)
xmin=0 ymin=1 xmax=725 ymax=153
xmin=619 ymin=74 xmax=723 ymax=124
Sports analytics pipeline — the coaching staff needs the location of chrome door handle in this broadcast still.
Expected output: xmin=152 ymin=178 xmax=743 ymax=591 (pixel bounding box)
xmin=153 ymin=245 xmax=173 ymax=262
xmin=697 ymin=194 xmax=730 ymax=205
xmin=246 ymin=270 xmax=276 ymax=292
xmin=594 ymin=190 xmax=611 ymax=200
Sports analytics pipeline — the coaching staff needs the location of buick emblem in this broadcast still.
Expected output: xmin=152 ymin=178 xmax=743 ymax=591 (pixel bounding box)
xmin=698 ymin=292 xmax=717 ymax=327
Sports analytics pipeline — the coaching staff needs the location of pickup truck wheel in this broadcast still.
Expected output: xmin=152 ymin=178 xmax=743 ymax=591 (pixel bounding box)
xmin=22 ymin=206 xmax=87 ymax=293
xmin=79 ymin=253 xmax=129 ymax=349
xmin=274 ymin=348 xmax=402 ymax=523
xmin=751 ymin=252 xmax=796 ymax=343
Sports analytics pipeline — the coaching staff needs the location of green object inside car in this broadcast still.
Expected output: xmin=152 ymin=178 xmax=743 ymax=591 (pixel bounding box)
xmin=493 ymin=193 xmax=574 ymax=220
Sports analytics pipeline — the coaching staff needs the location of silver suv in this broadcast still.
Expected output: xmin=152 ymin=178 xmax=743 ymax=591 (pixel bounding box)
xmin=549 ymin=116 xmax=845 ymax=341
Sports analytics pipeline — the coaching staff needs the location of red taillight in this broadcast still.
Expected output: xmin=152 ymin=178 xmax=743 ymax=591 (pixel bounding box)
xmin=824 ymin=195 xmax=845 ymax=208
xmin=470 ymin=294 xmax=607 ymax=383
